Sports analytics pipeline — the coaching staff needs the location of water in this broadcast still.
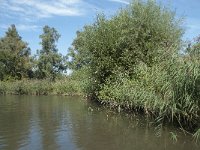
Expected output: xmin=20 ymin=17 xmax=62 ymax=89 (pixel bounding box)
xmin=0 ymin=95 xmax=199 ymax=150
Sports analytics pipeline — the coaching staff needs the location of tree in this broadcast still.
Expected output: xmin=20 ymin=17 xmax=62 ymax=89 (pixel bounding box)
xmin=36 ymin=25 xmax=65 ymax=80
xmin=68 ymin=0 xmax=183 ymax=97
xmin=0 ymin=24 xmax=31 ymax=80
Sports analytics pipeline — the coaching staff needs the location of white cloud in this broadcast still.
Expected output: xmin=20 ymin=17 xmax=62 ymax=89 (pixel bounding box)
xmin=0 ymin=24 xmax=8 ymax=30
xmin=109 ymin=0 xmax=130 ymax=4
xmin=17 ymin=24 xmax=41 ymax=31
xmin=0 ymin=0 xmax=87 ymax=20
xmin=0 ymin=0 xmax=101 ymax=33
xmin=0 ymin=24 xmax=40 ymax=31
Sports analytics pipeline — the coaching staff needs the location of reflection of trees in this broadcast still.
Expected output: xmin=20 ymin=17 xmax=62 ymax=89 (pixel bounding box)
xmin=68 ymin=101 xmax=199 ymax=150
xmin=0 ymin=96 xmax=199 ymax=150
xmin=0 ymin=95 xmax=83 ymax=150
xmin=37 ymin=96 xmax=62 ymax=150
xmin=0 ymin=96 xmax=31 ymax=150
xmin=35 ymin=96 xmax=79 ymax=150
xmin=0 ymin=96 xmax=63 ymax=149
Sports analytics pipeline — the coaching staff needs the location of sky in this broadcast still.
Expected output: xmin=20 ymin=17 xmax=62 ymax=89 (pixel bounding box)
xmin=0 ymin=0 xmax=200 ymax=56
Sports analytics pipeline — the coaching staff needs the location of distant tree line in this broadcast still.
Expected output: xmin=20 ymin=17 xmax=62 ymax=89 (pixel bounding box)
xmin=0 ymin=25 xmax=66 ymax=81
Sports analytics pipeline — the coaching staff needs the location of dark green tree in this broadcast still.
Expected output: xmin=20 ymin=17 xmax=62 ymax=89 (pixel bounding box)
xmin=36 ymin=25 xmax=65 ymax=80
xmin=0 ymin=24 xmax=31 ymax=80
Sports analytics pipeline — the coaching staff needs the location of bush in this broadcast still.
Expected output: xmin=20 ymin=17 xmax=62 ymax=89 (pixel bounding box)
xmin=99 ymin=56 xmax=200 ymax=132
xmin=68 ymin=0 xmax=183 ymax=97
xmin=53 ymin=79 xmax=82 ymax=95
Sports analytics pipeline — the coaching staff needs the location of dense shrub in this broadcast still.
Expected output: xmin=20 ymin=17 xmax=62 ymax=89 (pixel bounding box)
xmin=99 ymin=57 xmax=200 ymax=128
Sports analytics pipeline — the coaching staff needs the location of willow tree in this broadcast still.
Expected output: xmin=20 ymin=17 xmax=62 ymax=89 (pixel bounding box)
xmin=36 ymin=26 xmax=65 ymax=80
xmin=69 ymin=0 xmax=183 ymax=97
xmin=0 ymin=25 xmax=31 ymax=80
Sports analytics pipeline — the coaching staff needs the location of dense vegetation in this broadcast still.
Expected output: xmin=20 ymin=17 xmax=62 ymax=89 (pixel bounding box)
xmin=0 ymin=79 xmax=82 ymax=96
xmin=0 ymin=25 xmax=66 ymax=81
xmin=68 ymin=0 xmax=200 ymax=139
xmin=0 ymin=25 xmax=31 ymax=80
xmin=1 ymin=0 xmax=200 ymax=140
xmin=35 ymin=26 xmax=66 ymax=80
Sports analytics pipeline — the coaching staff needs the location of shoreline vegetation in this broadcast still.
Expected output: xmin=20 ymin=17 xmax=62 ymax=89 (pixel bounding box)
xmin=0 ymin=79 xmax=83 ymax=96
xmin=1 ymin=0 xmax=200 ymax=141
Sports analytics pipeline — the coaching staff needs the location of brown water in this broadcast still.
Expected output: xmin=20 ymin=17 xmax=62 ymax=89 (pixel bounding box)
xmin=0 ymin=95 xmax=199 ymax=150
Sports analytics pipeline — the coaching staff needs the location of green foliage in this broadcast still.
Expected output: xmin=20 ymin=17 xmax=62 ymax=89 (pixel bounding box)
xmin=0 ymin=25 xmax=31 ymax=80
xmin=99 ymin=55 xmax=200 ymax=130
xmin=69 ymin=0 xmax=183 ymax=97
xmin=53 ymin=79 xmax=82 ymax=95
xmin=0 ymin=0 xmax=200 ymax=140
xmin=0 ymin=82 xmax=7 ymax=94
xmin=193 ymin=128 xmax=200 ymax=142
xmin=68 ymin=0 xmax=200 ymax=138
xmin=170 ymin=132 xmax=178 ymax=143
xmin=36 ymin=25 xmax=66 ymax=80
xmin=70 ymin=66 xmax=93 ymax=95
xmin=0 ymin=79 xmax=83 ymax=96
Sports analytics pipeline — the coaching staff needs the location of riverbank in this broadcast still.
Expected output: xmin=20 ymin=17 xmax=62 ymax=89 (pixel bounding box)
xmin=0 ymin=79 xmax=84 ymax=96
xmin=66 ymin=0 xmax=200 ymax=140
xmin=1 ymin=95 xmax=199 ymax=149
xmin=1 ymin=78 xmax=200 ymax=141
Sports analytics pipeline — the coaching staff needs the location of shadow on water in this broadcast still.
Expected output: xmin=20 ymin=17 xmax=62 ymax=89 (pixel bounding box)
xmin=0 ymin=95 xmax=199 ymax=150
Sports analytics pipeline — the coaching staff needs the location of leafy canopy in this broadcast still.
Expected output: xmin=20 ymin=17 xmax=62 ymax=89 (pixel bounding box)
xmin=68 ymin=0 xmax=183 ymax=96
xmin=36 ymin=25 xmax=66 ymax=80
xmin=0 ymin=24 xmax=31 ymax=80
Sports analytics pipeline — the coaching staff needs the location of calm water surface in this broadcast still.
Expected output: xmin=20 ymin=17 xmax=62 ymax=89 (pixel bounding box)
xmin=0 ymin=95 xmax=199 ymax=150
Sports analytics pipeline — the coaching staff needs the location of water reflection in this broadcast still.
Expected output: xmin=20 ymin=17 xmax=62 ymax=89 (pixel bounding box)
xmin=0 ymin=96 xmax=30 ymax=150
xmin=0 ymin=95 xmax=199 ymax=150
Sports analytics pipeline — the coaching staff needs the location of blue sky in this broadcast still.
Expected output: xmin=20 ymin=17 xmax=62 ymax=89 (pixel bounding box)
xmin=0 ymin=0 xmax=200 ymax=55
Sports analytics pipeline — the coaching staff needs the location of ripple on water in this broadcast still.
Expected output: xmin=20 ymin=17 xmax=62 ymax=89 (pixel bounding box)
xmin=0 ymin=95 xmax=200 ymax=150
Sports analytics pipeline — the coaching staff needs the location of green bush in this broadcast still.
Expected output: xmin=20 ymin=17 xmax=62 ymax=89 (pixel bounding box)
xmin=99 ymin=57 xmax=200 ymax=133
xmin=68 ymin=0 xmax=200 ymax=136
xmin=53 ymin=79 xmax=82 ymax=95
xmin=68 ymin=0 xmax=183 ymax=97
